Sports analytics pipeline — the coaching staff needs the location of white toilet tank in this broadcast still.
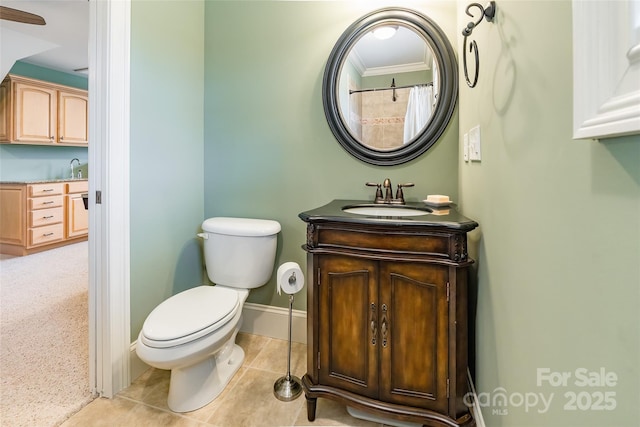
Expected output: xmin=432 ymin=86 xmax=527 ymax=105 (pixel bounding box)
xmin=200 ymin=217 xmax=281 ymax=289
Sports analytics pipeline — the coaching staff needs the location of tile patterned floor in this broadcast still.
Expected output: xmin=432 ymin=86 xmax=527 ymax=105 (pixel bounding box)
xmin=61 ymin=333 xmax=383 ymax=427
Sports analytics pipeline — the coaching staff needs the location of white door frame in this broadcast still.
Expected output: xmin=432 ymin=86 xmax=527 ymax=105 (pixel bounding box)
xmin=88 ymin=0 xmax=131 ymax=398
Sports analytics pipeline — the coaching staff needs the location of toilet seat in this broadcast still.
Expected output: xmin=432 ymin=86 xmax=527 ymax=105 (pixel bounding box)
xmin=141 ymin=286 xmax=240 ymax=348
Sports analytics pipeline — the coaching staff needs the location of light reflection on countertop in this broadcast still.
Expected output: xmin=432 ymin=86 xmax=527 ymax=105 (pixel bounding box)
xmin=0 ymin=178 xmax=88 ymax=184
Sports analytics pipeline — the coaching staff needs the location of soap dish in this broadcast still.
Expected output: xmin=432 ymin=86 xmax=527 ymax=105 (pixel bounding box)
xmin=423 ymin=199 xmax=452 ymax=207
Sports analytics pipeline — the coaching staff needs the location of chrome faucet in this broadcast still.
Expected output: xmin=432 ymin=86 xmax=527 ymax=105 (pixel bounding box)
xmin=70 ymin=158 xmax=80 ymax=179
xmin=366 ymin=179 xmax=415 ymax=204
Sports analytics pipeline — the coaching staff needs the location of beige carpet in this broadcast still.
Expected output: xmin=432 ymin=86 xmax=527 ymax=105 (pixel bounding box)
xmin=0 ymin=242 xmax=94 ymax=427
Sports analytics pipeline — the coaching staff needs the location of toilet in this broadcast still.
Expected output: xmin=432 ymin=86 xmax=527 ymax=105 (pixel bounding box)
xmin=136 ymin=217 xmax=281 ymax=413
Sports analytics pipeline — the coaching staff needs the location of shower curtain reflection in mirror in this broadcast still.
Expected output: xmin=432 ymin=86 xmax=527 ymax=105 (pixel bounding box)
xmin=403 ymin=84 xmax=435 ymax=143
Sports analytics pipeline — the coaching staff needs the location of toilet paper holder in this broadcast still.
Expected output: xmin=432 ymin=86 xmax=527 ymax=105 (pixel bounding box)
xmin=273 ymin=293 xmax=302 ymax=401
xmin=274 ymin=263 xmax=304 ymax=401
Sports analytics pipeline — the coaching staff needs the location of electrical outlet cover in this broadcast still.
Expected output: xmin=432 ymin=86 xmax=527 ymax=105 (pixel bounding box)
xmin=469 ymin=125 xmax=481 ymax=161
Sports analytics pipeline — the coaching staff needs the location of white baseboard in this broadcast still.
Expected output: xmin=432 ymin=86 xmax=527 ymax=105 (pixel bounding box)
xmin=129 ymin=302 xmax=307 ymax=381
xmin=240 ymin=302 xmax=307 ymax=344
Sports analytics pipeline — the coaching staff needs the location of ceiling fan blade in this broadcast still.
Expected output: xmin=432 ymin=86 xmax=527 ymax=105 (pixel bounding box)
xmin=0 ymin=6 xmax=46 ymax=25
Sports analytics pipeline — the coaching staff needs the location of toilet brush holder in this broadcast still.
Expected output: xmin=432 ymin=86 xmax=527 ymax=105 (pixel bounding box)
xmin=273 ymin=294 xmax=302 ymax=401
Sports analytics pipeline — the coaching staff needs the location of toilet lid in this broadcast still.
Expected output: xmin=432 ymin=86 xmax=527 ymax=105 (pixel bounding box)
xmin=141 ymin=285 xmax=239 ymax=348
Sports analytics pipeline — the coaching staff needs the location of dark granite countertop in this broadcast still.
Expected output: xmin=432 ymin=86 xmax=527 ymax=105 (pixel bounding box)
xmin=299 ymin=199 xmax=479 ymax=231
xmin=0 ymin=178 xmax=88 ymax=185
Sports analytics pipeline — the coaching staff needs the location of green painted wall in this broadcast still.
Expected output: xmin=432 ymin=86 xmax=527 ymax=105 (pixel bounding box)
xmin=203 ymin=0 xmax=459 ymax=311
xmin=457 ymin=1 xmax=640 ymax=426
xmin=126 ymin=2 xmax=640 ymax=425
xmin=0 ymin=62 xmax=88 ymax=181
xmin=129 ymin=0 xmax=205 ymax=338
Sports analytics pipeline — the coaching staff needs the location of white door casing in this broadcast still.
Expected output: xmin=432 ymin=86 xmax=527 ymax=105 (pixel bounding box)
xmin=88 ymin=0 xmax=131 ymax=398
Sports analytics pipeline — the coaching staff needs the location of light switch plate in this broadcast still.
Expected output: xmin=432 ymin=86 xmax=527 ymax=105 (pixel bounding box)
xmin=469 ymin=125 xmax=481 ymax=161
xmin=463 ymin=133 xmax=469 ymax=162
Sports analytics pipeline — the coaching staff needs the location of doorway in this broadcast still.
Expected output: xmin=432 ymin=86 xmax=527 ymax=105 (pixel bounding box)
xmin=88 ymin=0 xmax=131 ymax=398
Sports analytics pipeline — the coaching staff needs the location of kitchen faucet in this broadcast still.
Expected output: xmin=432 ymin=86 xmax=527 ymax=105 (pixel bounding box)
xmin=70 ymin=158 xmax=80 ymax=179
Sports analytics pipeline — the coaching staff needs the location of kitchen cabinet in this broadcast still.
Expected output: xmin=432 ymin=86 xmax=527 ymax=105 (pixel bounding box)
xmin=65 ymin=181 xmax=89 ymax=238
xmin=299 ymin=200 xmax=478 ymax=427
xmin=0 ymin=185 xmax=26 ymax=247
xmin=58 ymin=90 xmax=89 ymax=144
xmin=27 ymin=182 xmax=65 ymax=247
xmin=0 ymin=180 xmax=88 ymax=256
xmin=0 ymin=75 xmax=88 ymax=146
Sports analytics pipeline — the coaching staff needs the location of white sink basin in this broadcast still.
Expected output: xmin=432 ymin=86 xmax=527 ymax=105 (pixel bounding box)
xmin=342 ymin=205 xmax=431 ymax=217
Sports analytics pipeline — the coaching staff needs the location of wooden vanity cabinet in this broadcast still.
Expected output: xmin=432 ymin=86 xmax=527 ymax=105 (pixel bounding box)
xmin=0 ymin=75 xmax=88 ymax=146
xmin=302 ymin=220 xmax=475 ymax=427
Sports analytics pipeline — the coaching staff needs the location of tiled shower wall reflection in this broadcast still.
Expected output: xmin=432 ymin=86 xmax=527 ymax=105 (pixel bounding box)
xmin=360 ymin=87 xmax=410 ymax=150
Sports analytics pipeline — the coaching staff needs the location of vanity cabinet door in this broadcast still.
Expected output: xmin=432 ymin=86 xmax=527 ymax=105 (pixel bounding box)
xmin=379 ymin=262 xmax=449 ymax=413
xmin=317 ymin=255 xmax=379 ymax=399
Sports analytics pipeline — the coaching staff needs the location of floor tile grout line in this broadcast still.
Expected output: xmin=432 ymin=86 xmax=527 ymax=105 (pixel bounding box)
xmin=117 ymin=394 xmax=218 ymax=425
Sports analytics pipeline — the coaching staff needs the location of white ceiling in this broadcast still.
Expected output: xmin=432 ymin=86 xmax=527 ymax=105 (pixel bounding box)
xmin=0 ymin=0 xmax=89 ymax=75
xmin=350 ymin=26 xmax=432 ymax=77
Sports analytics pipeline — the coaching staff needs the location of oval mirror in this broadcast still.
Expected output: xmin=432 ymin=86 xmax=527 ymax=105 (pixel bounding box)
xmin=323 ymin=8 xmax=458 ymax=166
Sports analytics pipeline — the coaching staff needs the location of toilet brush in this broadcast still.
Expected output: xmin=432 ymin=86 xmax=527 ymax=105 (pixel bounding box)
xmin=273 ymin=293 xmax=302 ymax=401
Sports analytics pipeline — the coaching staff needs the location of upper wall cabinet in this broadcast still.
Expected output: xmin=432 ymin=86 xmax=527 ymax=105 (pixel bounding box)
xmin=0 ymin=75 xmax=88 ymax=146
xmin=573 ymin=0 xmax=640 ymax=139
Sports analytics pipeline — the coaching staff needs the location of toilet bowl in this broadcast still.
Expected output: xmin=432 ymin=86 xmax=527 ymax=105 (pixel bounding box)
xmin=136 ymin=217 xmax=281 ymax=413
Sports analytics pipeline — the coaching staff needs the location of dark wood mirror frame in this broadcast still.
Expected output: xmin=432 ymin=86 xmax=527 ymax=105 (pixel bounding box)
xmin=323 ymin=7 xmax=458 ymax=166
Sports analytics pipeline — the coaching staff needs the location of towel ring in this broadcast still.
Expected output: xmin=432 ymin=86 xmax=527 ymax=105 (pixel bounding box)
xmin=461 ymin=1 xmax=496 ymax=88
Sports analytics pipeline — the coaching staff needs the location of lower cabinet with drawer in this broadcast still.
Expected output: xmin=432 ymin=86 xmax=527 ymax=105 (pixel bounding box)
xmin=0 ymin=180 xmax=88 ymax=255
xmin=299 ymin=202 xmax=479 ymax=427
xmin=28 ymin=182 xmax=64 ymax=247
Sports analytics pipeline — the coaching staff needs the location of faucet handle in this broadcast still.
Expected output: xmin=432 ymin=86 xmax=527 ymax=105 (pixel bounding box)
xmin=395 ymin=183 xmax=415 ymax=204
xmin=366 ymin=182 xmax=384 ymax=203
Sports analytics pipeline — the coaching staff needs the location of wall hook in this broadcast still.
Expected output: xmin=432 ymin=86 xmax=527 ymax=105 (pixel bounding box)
xmin=461 ymin=1 xmax=496 ymax=88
